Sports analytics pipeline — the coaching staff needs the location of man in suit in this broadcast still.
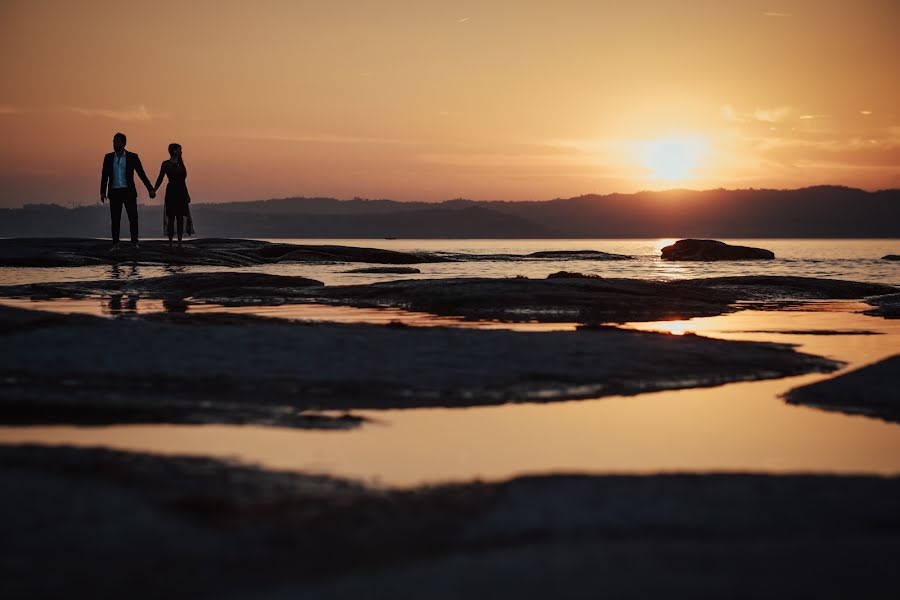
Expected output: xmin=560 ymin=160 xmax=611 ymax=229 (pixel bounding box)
xmin=100 ymin=132 xmax=155 ymax=251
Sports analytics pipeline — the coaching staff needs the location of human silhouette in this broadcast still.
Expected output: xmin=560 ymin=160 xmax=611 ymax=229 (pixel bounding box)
xmin=153 ymin=143 xmax=194 ymax=250
xmin=99 ymin=132 xmax=155 ymax=252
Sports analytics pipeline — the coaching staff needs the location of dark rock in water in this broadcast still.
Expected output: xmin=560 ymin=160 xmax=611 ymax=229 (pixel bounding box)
xmin=257 ymin=243 xmax=441 ymax=264
xmin=864 ymin=292 xmax=900 ymax=318
xmin=344 ymin=266 xmax=421 ymax=274
xmin=661 ymin=239 xmax=775 ymax=261
xmin=546 ymin=271 xmax=603 ymax=279
xmin=527 ymin=250 xmax=630 ymax=260
xmin=786 ymin=354 xmax=900 ymax=423
xmin=694 ymin=275 xmax=896 ymax=300
xmin=883 ymin=254 xmax=900 ymax=261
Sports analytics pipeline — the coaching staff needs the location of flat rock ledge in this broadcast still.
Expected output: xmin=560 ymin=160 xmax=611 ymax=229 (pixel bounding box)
xmin=1 ymin=274 xmax=895 ymax=323
xmin=0 ymin=238 xmax=631 ymax=268
xmin=0 ymin=237 xmax=449 ymax=267
xmin=0 ymin=304 xmax=839 ymax=425
xmin=344 ymin=266 xmax=422 ymax=274
xmin=2 ymin=445 xmax=899 ymax=599
xmin=786 ymin=354 xmax=900 ymax=423
xmin=662 ymin=239 xmax=775 ymax=261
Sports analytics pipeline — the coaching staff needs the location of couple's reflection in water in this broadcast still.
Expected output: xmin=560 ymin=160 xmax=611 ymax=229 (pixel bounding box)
xmin=102 ymin=263 xmax=190 ymax=315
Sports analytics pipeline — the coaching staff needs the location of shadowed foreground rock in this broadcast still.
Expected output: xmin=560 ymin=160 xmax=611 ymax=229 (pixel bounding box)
xmin=0 ymin=304 xmax=839 ymax=426
xmin=661 ymin=239 xmax=775 ymax=261
xmin=786 ymin=354 xmax=900 ymax=423
xmin=883 ymin=254 xmax=899 ymax=261
xmin=1 ymin=445 xmax=899 ymax=600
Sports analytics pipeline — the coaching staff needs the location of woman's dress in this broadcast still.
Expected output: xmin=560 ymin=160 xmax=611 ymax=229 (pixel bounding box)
xmin=156 ymin=160 xmax=190 ymax=216
xmin=155 ymin=160 xmax=195 ymax=235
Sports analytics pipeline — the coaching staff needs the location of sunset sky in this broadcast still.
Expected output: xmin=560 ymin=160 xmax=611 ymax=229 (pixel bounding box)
xmin=1 ymin=0 xmax=898 ymax=208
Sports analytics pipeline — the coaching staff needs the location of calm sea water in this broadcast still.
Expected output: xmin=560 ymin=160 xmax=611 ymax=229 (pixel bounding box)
xmin=1 ymin=238 xmax=898 ymax=286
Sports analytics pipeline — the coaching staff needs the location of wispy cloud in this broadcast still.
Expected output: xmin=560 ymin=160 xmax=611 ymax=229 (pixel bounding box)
xmin=799 ymin=114 xmax=829 ymax=120
xmin=0 ymin=105 xmax=21 ymax=115
xmin=763 ymin=12 xmax=792 ymax=17
xmin=457 ymin=17 xmax=470 ymax=23
xmin=753 ymin=106 xmax=791 ymax=123
xmin=723 ymin=104 xmax=792 ymax=123
xmin=66 ymin=105 xmax=162 ymax=121
xmin=860 ymin=110 xmax=873 ymax=115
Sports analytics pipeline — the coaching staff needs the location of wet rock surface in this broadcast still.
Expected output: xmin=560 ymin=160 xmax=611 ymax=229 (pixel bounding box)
xmin=0 ymin=238 xmax=633 ymax=268
xmin=786 ymin=354 xmax=900 ymax=423
xmin=2 ymin=444 xmax=899 ymax=600
xmin=344 ymin=266 xmax=422 ymax=274
xmin=865 ymin=293 xmax=900 ymax=318
xmin=661 ymin=239 xmax=775 ymax=261
xmin=286 ymin=275 xmax=896 ymax=322
xmin=0 ymin=304 xmax=839 ymax=425
xmin=0 ymin=237 xmax=448 ymax=267
xmin=525 ymin=249 xmax=630 ymax=260
xmin=1 ymin=274 xmax=894 ymax=323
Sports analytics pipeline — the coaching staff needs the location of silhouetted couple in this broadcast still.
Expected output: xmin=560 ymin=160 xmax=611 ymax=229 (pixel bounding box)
xmin=100 ymin=132 xmax=194 ymax=252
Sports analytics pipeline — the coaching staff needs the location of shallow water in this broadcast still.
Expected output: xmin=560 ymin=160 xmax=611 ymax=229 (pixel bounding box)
xmin=1 ymin=238 xmax=898 ymax=286
xmin=1 ymin=299 xmax=898 ymax=487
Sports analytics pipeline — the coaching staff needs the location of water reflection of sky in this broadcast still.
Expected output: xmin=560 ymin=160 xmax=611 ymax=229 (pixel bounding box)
xmin=1 ymin=299 xmax=898 ymax=487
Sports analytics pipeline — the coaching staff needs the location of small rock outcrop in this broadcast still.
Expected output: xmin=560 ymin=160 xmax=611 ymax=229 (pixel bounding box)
xmin=344 ymin=267 xmax=421 ymax=274
xmin=786 ymin=354 xmax=900 ymax=423
xmin=882 ymin=255 xmax=899 ymax=261
xmin=661 ymin=239 xmax=775 ymax=261
xmin=546 ymin=271 xmax=603 ymax=280
xmin=527 ymin=250 xmax=630 ymax=260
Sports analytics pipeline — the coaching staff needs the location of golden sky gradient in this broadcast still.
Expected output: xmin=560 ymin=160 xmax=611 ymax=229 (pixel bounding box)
xmin=1 ymin=0 xmax=898 ymax=207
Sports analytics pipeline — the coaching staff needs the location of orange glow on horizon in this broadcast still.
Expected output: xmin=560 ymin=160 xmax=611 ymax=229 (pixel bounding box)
xmin=1 ymin=0 xmax=899 ymax=208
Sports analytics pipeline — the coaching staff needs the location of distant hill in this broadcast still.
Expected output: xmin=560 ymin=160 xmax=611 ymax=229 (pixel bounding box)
xmin=2 ymin=186 xmax=898 ymax=238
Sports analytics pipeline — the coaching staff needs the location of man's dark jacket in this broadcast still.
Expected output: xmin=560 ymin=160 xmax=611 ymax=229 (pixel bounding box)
xmin=100 ymin=151 xmax=154 ymax=199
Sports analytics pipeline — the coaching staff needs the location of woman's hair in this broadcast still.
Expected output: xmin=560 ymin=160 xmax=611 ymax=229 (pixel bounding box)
xmin=167 ymin=143 xmax=182 ymax=157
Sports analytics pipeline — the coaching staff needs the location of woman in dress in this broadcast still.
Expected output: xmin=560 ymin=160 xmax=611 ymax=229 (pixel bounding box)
xmin=153 ymin=143 xmax=193 ymax=249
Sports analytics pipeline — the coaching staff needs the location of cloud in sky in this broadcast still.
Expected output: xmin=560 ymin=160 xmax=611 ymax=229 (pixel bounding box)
xmin=722 ymin=104 xmax=792 ymax=123
xmin=0 ymin=105 xmax=21 ymax=115
xmin=799 ymin=114 xmax=829 ymax=120
xmin=65 ymin=105 xmax=160 ymax=121
xmin=457 ymin=17 xmax=470 ymax=23
xmin=763 ymin=12 xmax=792 ymax=17
xmin=860 ymin=110 xmax=873 ymax=115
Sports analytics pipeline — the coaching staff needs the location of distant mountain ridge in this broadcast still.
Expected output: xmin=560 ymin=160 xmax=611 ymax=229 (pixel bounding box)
xmin=2 ymin=186 xmax=898 ymax=238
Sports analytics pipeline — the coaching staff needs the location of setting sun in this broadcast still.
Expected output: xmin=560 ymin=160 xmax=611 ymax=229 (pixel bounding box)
xmin=640 ymin=136 xmax=710 ymax=181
